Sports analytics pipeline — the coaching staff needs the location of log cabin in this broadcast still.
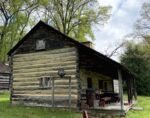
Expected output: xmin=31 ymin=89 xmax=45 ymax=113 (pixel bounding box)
xmin=8 ymin=21 xmax=137 ymax=116
xmin=0 ymin=62 xmax=10 ymax=90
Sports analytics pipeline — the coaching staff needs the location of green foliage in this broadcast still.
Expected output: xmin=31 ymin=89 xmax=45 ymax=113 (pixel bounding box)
xmin=124 ymin=2 xmax=150 ymax=96
xmin=0 ymin=0 xmax=110 ymax=62
xmin=121 ymin=40 xmax=150 ymax=96
xmin=134 ymin=3 xmax=150 ymax=37
xmin=0 ymin=0 xmax=38 ymax=62
xmin=39 ymin=0 xmax=111 ymax=41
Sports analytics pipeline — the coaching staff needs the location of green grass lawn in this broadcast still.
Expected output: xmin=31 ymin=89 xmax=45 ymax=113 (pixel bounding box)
xmin=126 ymin=96 xmax=150 ymax=118
xmin=0 ymin=92 xmax=150 ymax=118
xmin=0 ymin=92 xmax=82 ymax=118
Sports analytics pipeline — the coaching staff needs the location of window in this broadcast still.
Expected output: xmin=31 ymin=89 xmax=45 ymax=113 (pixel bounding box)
xmin=98 ymin=80 xmax=103 ymax=89
xmin=104 ymin=82 xmax=108 ymax=91
xmin=87 ymin=78 xmax=92 ymax=88
xmin=113 ymin=80 xmax=119 ymax=93
xmin=39 ymin=77 xmax=51 ymax=88
xmin=36 ymin=40 xmax=46 ymax=50
xmin=98 ymin=80 xmax=112 ymax=92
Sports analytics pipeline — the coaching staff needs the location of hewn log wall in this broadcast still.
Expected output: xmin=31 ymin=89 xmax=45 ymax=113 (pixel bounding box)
xmin=12 ymin=47 xmax=78 ymax=108
xmin=0 ymin=74 xmax=10 ymax=90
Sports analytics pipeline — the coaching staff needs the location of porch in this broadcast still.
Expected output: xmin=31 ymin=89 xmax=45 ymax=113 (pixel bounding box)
xmin=79 ymin=72 xmax=137 ymax=116
xmin=81 ymin=91 xmax=136 ymax=116
xmin=88 ymin=100 xmax=137 ymax=117
xmin=78 ymin=46 xmax=137 ymax=116
xmin=80 ymin=88 xmax=136 ymax=116
xmin=95 ymin=101 xmax=132 ymax=111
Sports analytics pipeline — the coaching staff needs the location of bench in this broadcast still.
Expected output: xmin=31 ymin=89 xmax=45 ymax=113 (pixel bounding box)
xmin=99 ymin=97 xmax=111 ymax=107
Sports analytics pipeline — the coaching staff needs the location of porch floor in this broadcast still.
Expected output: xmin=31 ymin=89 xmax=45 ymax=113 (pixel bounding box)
xmin=88 ymin=101 xmax=135 ymax=116
xmin=94 ymin=101 xmax=131 ymax=111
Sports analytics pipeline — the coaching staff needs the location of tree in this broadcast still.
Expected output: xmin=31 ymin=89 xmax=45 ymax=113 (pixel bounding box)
xmin=0 ymin=0 xmax=39 ymax=62
xmin=134 ymin=3 xmax=150 ymax=38
xmin=38 ymin=0 xmax=111 ymax=41
xmin=121 ymin=2 xmax=150 ymax=95
xmin=104 ymin=42 xmax=125 ymax=58
xmin=0 ymin=0 xmax=111 ymax=62
xmin=121 ymin=40 xmax=150 ymax=95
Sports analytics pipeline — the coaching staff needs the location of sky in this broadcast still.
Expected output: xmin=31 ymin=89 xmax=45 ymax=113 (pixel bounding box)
xmin=94 ymin=0 xmax=150 ymax=62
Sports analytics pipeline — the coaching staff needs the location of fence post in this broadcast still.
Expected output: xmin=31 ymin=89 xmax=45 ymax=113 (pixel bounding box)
xmin=52 ymin=77 xmax=54 ymax=107
xmin=69 ymin=77 xmax=71 ymax=110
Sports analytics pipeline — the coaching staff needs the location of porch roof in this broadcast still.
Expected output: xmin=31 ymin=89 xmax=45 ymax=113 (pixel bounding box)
xmin=78 ymin=46 xmax=133 ymax=79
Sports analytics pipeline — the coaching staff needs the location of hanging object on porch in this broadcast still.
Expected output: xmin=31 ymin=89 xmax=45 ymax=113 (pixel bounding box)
xmin=58 ymin=68 xmax=66 ymax=78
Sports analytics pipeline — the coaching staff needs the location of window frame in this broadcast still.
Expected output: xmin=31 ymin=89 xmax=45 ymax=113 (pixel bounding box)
xmin=36 ymin=39 xmax=46 ymax=51
xmin=39 ymin=76 xmax=52 ymax=89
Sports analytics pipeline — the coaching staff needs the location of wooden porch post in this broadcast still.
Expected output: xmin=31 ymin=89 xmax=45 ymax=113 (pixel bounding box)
xmin=112 ymin=79 xmax=115 ymax=93
xmin=127 ymin=78 xmax=132 ymax=104
xmin=118 ymin=69 xmax=124 ymax=111
xmin=130 ymin=78 xmax=133 ymax=103
xmin=127 ymin=76 xmax=137 ymax=103
xmin=133 ymin=77 xmax=137 ymax=100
